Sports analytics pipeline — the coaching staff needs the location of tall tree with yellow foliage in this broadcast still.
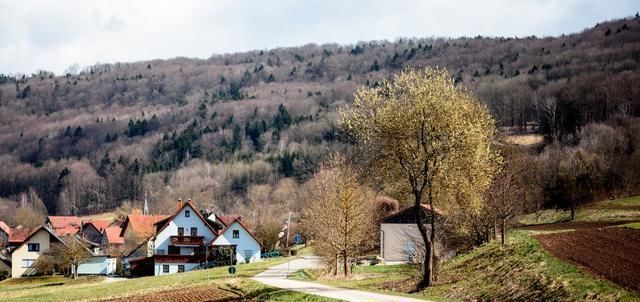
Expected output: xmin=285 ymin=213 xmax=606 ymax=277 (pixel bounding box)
xmin=341 ymin=67 xmax=498 ymax=288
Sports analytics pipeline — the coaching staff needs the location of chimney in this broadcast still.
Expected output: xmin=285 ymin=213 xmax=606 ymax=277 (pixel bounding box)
xmin=177 ymin=198 xmax=183 ymax=210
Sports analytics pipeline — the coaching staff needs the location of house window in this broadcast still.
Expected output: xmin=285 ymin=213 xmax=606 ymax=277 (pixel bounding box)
xmin=178 ymin=265 xmax=185 ymax=273
xmin=27 ymin=243 xmax=40 ymax=252
xmin=162 ymin=265 xmax=169 ymax=273
xmin=232 ymin=230 xmax=239 ymax=239
xmin=156 ymin=249 xmax=165 ymax=255
xmin=168 ymin=246 xmax=180 ymax=255
xmin=178 ymin=227 xmax=184 ymax=236
xmin=22 ymin=259 xmax=35 ymax=268
xmin=185 ymin=210 xmax=190 ymax=217
xmin=190 ymin=227 xmax=197 ymax=237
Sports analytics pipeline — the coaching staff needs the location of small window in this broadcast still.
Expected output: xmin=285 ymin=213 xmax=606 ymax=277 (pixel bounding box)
xmin=28 ymin=243 xmax=40 ymax=252
xmin=22 ymin=259 xmax=35 ymax=268
xmin=178 ymin=227 xmax=184 ymax=236
xmin=232 ymin=230 xmax=239 ymax=239
xmin=178 ymin=265 xmax=185 ymax=273
xmin=190 ymin=227 xmax=197 ymax=237
xmin=185 ymin=210 xmax=190 ymax=217
xmin=162 ymin=265 xmax=169 ymax=273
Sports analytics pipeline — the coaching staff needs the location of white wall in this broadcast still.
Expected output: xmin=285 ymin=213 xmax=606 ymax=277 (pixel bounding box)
xmin=380 ymin=223 xmax=422 ymax=263
xmin=213 ymin=221 xmax=261 ymax=263
xmin=153 ymin=204 xmax=216 ymax=254
xmin=10 ymin=229 xmax=51 ymax=277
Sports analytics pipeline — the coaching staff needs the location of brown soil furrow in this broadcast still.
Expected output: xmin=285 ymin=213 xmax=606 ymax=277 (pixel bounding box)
xmin=534 ymin=228 xmax=640 ymax=292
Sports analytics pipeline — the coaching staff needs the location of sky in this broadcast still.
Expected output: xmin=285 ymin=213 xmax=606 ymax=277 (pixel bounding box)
xmin=1 ymin=0 xmax=638 ymax=75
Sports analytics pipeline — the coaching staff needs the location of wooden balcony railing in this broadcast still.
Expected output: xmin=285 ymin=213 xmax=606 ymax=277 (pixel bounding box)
xmin=170 ymin=235 xmax=205 ymax=245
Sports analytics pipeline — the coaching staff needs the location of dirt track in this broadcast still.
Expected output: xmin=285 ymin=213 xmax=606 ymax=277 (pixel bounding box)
xmin=99 ymin=286 xmax=242 ymax=302
xmin=535 ymin=228 xmax=640 ymax=292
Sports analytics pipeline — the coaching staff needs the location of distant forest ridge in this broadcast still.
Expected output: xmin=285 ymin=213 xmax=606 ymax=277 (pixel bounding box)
xmin=0 ymin=16 xmax=639 ymax=219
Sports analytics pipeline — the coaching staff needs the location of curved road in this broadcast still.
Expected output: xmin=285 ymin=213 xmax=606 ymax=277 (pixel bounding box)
xmin=252 ymin=257 xmax=433 ymax=302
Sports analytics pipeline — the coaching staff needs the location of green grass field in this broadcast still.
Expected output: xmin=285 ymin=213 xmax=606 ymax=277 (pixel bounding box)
xmin=0 ymin=258 xmax=338 ymax=302
xmin=293 ymin=232 xmax=639 ymax=302
xmin=519 ymin=195 xmax=640 ymax=225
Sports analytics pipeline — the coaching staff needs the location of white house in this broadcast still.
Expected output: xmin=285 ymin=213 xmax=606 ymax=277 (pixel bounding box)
xmin=10 ymin=226 xmax=63 ymax=277
xmin=125 ymin=199 xmax=263 ymax=276
xmin=210 ymin=218 xmax=262 ymax=264
xmin=149 ymin=200 xmax=218 ymax=276
xmin=379 ymin=204 xmax=443 ymax=264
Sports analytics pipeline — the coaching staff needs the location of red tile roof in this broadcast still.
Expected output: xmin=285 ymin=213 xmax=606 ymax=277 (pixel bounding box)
xmin=104 ymin=226 xmax=124 ymax=244
xmin=122 ymin=214 xmax=170 ymax=237
xmin=47 ymin=216 xmax=82 ymax=236
xmin=86 ymin=220 xmax=111 ymax=231
xmin=218 ymin=215 xmax=241 ymax=227
xmin=8 ymin=226 xmax=38 ymax=243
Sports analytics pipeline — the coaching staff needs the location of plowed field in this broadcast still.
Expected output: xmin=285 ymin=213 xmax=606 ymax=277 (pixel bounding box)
xmin=535 ymin=228 xmax=640 ymax=292
xmin=99 ymin=285 xmax=243 ymax=302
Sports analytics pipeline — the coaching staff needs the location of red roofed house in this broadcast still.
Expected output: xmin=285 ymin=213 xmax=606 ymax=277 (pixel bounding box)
xmin=9 ymin=226 xmax=64 ymax=277
xmin=46 ymin=216 xmax=83 ymax=236
xmin=126 ymin=199 xmax=261 ymax=276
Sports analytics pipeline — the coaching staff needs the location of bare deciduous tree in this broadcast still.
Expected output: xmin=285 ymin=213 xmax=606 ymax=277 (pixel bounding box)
xmin=303 ymin=156 xmax=375 ymax=276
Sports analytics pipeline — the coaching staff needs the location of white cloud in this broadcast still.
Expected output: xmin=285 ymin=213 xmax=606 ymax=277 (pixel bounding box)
xmin=0 ymin=0 xmax=636 ymax=75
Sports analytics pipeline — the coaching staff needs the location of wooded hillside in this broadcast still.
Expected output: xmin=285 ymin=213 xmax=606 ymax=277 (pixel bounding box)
xmin=1 ymin=16 xmax=639 ymax=218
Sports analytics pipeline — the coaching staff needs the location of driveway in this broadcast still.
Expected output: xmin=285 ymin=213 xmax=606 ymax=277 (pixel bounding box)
xmin=252 ymin=257 xmax=432 ymax=302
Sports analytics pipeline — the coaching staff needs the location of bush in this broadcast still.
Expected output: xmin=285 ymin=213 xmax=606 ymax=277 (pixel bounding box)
xmin=0 ymin=270 xmax=9 ymax=280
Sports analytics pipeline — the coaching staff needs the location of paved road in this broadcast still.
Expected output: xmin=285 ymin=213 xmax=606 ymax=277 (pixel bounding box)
xmin=252 ymin=257 xmax=432 ymax=302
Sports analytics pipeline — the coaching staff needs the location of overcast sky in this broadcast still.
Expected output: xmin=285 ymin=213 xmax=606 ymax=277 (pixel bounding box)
xmin=1 ymin=0 xmax=638 ymax=75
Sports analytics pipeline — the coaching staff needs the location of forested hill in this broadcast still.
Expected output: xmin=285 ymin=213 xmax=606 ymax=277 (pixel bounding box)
xmin=0 ymin=16 xmax=639 ymax=217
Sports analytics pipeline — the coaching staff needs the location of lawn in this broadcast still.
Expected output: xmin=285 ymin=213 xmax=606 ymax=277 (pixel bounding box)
xmin=0 ymin=258 xmax=338 ymax=302
xmin=293 ymin=232 xmax=640 ymax=302
xmin=519 ymin=195 xmax=640 ymax=225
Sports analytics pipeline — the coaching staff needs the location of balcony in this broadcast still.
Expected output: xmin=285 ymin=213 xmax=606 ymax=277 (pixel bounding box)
xmin=170 ymin=235 xmax=205 ymax=246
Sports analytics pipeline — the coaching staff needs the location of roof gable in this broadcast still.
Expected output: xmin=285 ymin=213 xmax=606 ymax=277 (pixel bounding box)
xmin=210 ymin=219 xmax=263 ymax=248
xmin=104 ymin=226 xmax=124 ymax=244
xmin=381 ymin=204 xmax=443 ymax=224
xmin=10 ymin=226 xmax=64 ymax=253
xmin=121 ymin=214 xmax=170 ymax=237
xmin=154 ymin=201 xmax=218 ymax=239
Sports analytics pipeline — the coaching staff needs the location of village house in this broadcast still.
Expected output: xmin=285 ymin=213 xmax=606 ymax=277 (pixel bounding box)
xmin=379 ymin=204 xmax=444 ymax=264
xmin=10 ymin=225 xmax=63 ymax=277
xmin=124 ymin=199 xmax=262 ymax=276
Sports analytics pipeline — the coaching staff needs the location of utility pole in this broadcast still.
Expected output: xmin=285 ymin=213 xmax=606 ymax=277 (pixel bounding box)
xmin=286 ymin=211 xmax=291 ymax=249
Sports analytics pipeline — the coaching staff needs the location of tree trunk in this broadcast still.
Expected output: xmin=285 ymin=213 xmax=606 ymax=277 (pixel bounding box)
xmin=501 ymin=217 xmax=506 ymax=245
xmin=343 ymin=251 xmax=348 ymax=276
xmin=333 ymin=255 xmax=338 ymax=276
xmin=414 ymin=191 xmax=434 ymax=289
xmin=570 ymin=206 xmax=575 ymax=220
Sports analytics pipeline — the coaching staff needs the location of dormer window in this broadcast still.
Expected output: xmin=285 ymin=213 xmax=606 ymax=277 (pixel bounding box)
xmin=185 ymin=210 xmax=190 ymax=217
